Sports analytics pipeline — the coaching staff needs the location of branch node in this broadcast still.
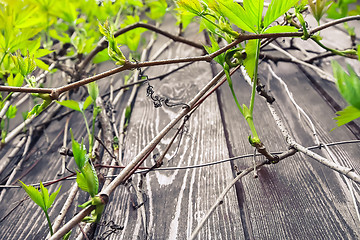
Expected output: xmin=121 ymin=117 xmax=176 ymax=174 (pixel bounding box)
xmin=50 ymin=89 xmax=60 ymax=101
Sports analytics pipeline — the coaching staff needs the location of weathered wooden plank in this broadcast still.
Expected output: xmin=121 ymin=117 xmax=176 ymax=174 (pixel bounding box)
xmin=95 ymin=18 xmax=245 ymax=239
xmin=216 ymin=42 xmax=360 ymax=239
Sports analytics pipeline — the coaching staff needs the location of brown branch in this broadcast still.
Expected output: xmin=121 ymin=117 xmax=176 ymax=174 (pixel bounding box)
xmin=4 ymin=14 xmax=360 ymax=98
xmin=78 ymin=22 xmax=206 ymax=71
xmin=309 ymin=15 xmax=360 ymax=35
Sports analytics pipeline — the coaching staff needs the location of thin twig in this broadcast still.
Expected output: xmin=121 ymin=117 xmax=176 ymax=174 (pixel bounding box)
xmin=189 ymin=148 xmax=296 ymax=239
xmin=1 ymin=140 xmax=359 ymax=189
xmin=269 ymin=43 xmax=335 ymax=82
xmin=78 ymin=22 xmax=205 ymax=71
xmin=267 ymin=102 xmax=360 ymax=185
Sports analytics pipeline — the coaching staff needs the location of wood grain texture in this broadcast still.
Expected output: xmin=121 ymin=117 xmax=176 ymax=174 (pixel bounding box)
xmin=215 ymin=48 xmax=360 ymax=239
xmin=94 ymin=17 xmax=245 ymax=240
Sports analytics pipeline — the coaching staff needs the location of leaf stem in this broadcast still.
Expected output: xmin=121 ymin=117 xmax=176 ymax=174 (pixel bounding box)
xmin=311 ymin=36 xmax=357 ymax=57
xmin=81 ymin=111 xmax=92 ymax=154
xmin=0 ymin=51 xmax=8 ymax=67
xmin=224 ymin=68 xmax=243 ymax=116
xmin=249 ymin=39 xmax=261 ymax=115
xmin=44 ymin=210 xmax=54 ymax=236
xmin=247 ymin=39 xmax=261 ymax=142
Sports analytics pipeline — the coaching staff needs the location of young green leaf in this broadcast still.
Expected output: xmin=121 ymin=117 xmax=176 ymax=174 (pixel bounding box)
xmin=327 ymin=0 xmax=355 ymax=19
xmin=48 ymin=184 xmax=61 ymax=210
xmin=333 ymin=105 xmax=360 ymax=128
xmin=27 ymin=96 xmax=52 ymax=118
xmin=19 ymin=180 xmax=46 ymax=211
xmin=263 ymin=25 xmax=298 ymax=34
xmin=56 ymin=100 xmax=81 ymax=112
xmin=145 ymin=0 xmax=167 ymax=20
xmin=243 ymin=0 xmax=264 ymax=32
xmin=308 ymin=0 xmax=331 ymax=24
xmin=213 ymin=0 xmax=256 ymax=33
xmin=87 ymin=81 xmax=99 ymax=101
xmin=11 ymin=50 xmax=37 ymax=77
xmin=83 ymin=96 xmax=93 ymax=110
xmin=332 ymin=61 xmax=360 ymax=109
xmin=76 ymin=161 xmax=99 ymax=197
xmin=263 ymin=0 xmax=299 ymax=29
xmin=204 ymin=34 xmax=225 ymax=66
xmin=177 ymin=0 xmax=203 ymax=16
xmin=99 ymin=20 xmax=127 ymax=64
xmin=243 ymin=39 xmax=257 ymax=78
xmin=70 ymin=129 xmax=87 ymax=170
xmin=7 ymin=73 xmax=24 ymax=87
xmin=6 ymin=105 xmax=17 ymax=119
xmin=62 ymin=230 xmax=72 ymax=240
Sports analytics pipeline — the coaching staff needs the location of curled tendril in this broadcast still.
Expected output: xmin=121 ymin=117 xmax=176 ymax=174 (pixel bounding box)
xmin=133 ymin=60 xmax=190 ymax=109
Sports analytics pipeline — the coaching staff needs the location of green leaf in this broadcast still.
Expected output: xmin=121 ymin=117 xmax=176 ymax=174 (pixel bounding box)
xmin=49 ymin=29 xmax=71 ymax=43
xmin=27 ymin=97 xmax=52 ymax=119
xmin=7 ymin=73 xmax=24 ymax=87
xmin=263 ymin=25 xmax=298 ymax=34
xmin=212 ymin=0 xmax=256 ymax=33
xmin=332 ymin=61 xmax=360 ymax=109
xmin=177 ymin=0 xmax=203 ymax=15
xmin=358 ymin=45 xmax=360 ymax=61
xmin=56 ymin=100 xmax=81 ymax=112
xmin=204 ymin=34 xmax=225 ymax=66
xmin=333 ymin=105 xmax=360 ymax=128
xmin=39 ymin=182 xmax=50 ymax=209
xmin=116 ymin=16 xmax=147 ymax=52
xmin=34 ymin=49 xmax=54 ymax=58
xmin=48 ymin=185 xmax=61 ymax=210
xmin=92 ymin=48 xmax=110 ymax=64
xmin=6 ymin=105 xmax=17 ymax=119
xmin=70 ymin=129 xmax=87 ymax=170
xmin=83 ymin=96 xmax=93 ymax=110
xmin=87 ymin=82 xmax=99 ymax=101
xmin=81 ymin=162 xmax=99 ymax=197
xmin=62 ymin=230 xmax=72 ymax=240
xmin=19 ymin=181 xmax=46 ymax=211
xmin=243 ymin=0 xmax=264 ymax=32
xmin=243 ymin=39 xmax=258 ymax=78
xmin=76 ymin=162 xmax=99 ymax=198
xmin=11 ymin=50 xmax=37 ymax=77
xmin=34 ymin=59 xmax=51 ymax=71
xmin=146 ymin=0 xmax=167 ymax=20
xmin=99 ymin=20 xmax=127 ymax=64
xmin=308 ymin=0 xmax=330 ymax=23
xmin=263 ymin=0 xmax=299 ymax=29
xmin=327 ymin=0 xmax=355 ymax=19
xmin=76 ymin=171 xmax=90 ymax=194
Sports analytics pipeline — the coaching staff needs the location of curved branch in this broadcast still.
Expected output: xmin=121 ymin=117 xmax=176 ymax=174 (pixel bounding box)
xmin=78 ymin=22 xmax=206 ymax=71
xmin=4 ymin=14 xmax=360 ymax=98
xmin=309 ymin=15 xmax=360 ymax=35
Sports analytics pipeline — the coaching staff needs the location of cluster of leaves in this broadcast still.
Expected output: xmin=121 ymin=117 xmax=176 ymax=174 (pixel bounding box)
xmin=19 ymin=181 xmax=61 ymax=236
xmin=177 ymin=0 xmax=360 ymax=135
xmin=332 ymin=62 xmax=360 ymax=128
xmin=13 ymin=0 xmax=171 ymax=234
xmin=0 ymin=0 xmax=169 ymax=141
xmin=10 ymin=0 xmax=360 ymax=237
xmin=176 ymin=0 xmax=301 ymax=145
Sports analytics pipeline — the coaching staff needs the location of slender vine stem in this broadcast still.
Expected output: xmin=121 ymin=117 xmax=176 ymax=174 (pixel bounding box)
xmin=44 ymin=210 xmax=54 ymax=236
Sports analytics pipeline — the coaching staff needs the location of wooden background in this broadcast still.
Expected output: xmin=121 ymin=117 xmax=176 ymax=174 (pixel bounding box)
xmin=0 ymin=11 xmax=360 ymax=240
